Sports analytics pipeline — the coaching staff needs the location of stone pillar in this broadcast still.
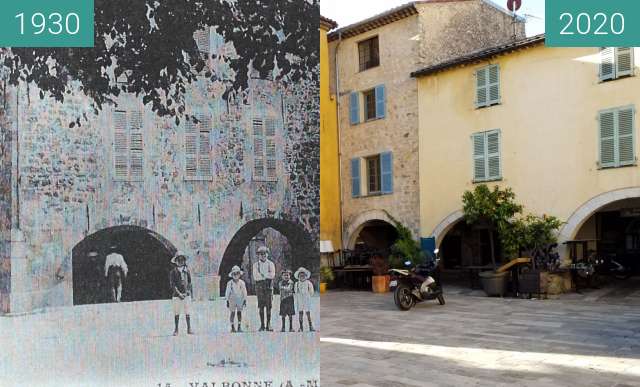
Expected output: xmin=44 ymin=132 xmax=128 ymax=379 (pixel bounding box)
xmin=0 ymin=83 xmax=12 ymax=314
xmin=9 ymin=228 xmax=29 ymax=313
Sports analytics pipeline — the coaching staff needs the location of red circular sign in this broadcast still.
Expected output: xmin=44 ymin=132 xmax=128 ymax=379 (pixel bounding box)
xmin=507 ymin=0 xmax=522 ymax=12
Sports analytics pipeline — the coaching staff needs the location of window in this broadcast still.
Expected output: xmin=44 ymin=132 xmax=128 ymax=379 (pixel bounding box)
xmin=358 ymin=37 xmax=379 ymax=72
xmin=194 ymin=28 xmax=210 ymax=54
xmin=351 ymin=152 xmax=393 ymax=197
xmin=599 ymin=106 xmax=635 ymax=168
xmin=472 ymin=130 xmax=501 ymax=182
xmin=600 ymin=47 xmax=634 ymax=81
xmin=185 ymin=112 xmax=212 ymax=180
xmin=475 ymin=64 xmax=500 ymax=108
xmin=253 ymin=117 xmax=278 ymax=181
xmin=349 ymin=85 xmax=386 ymax=125
xmin=113 ymin=110 xmax=144 ymax=181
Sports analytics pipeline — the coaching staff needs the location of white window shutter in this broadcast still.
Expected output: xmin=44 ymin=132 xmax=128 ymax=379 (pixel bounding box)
xmin=198 ymin=113 xmax=212 ymax=180
xmin=488 ymin=65 xmax=500 ymax=105
xmin=185 ymin=117 xmax=198 ymax=179
xmin=616 ymin=47 xmax=634 ymax=78
xmin=475 ymin=68 xmax=488 ymax=108
xmin=472 ymin=133 xmax=486 ymax=181
xmin=600 ymin=48 xmax=615 ymax=81
xmin=599 ymin=110 xmax=616 ymax=167
xmin=129 ymin=110 xmax=144 ymax=181
xmin=618 ymin=107 xmax=635 ymax=166
xmin=113 ymin=110 xmax=129 ymax=180
xmin=194 ymin=28 xmax=210 ymax=54
xmin=486 ymin=130 xmax=501 ymax=179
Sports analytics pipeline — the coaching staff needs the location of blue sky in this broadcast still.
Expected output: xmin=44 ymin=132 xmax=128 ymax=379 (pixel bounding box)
xmin=321 ymin=0 xmax=546 ymax=36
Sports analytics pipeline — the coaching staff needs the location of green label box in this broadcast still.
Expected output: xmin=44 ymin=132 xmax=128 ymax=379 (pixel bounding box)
xmin=546 ymin=0 xmax=640 ymax=47
xmin=0 ymin=0 xmax=94 ymax=47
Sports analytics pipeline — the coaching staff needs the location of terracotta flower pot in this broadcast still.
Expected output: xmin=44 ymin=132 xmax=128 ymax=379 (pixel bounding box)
xmin=372 ymin=275 xmax=390 ymax=293
xmin=320 ymin=282 xmax=327 ymax=294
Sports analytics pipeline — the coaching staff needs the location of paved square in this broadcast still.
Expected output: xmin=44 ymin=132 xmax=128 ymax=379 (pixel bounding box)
xmin=320 ymin=287 xmax=640 ymax=387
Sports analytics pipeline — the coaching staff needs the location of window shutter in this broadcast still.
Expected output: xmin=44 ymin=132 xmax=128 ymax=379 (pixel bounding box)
xmin=616 ymin=47 xmax=634 ymax=78
xmin=351 ymin=158 xmax=361 ymax=197
xmin=488 ymin=65 xmax=500 ymax=105
xmin=380 ymin=151 xmax=393 ymax=194
xmin=472 ymin=133 xmax=486 ymax=181
xmin=129 ymin=110 xmax=144 ymax=181
xmin=185 ymin=117 xmax=199 ymax=179
xmin=198 ymin=113 xmax=212 ymax=179
xmin=375 ymin=85 xmax=386 ymax=119
xmin=618 ymin=107 xmax=635 ymax=166
xmin=600 ymin=48 xmax=615 ymax=81
xmin=486 ymin=131 xmax=501 ymax=179
xmin=194 ymin=28 xmax=210 ymax=54
xmin=599 ymin=110 xmax=616 ymax=167
xmin=475 ymin=68 xmax=488 ymax=108
xmin=113 ymin=111 xmax=129 ymax=180
xmin=349 ymin=92 xmax=360 ymax=125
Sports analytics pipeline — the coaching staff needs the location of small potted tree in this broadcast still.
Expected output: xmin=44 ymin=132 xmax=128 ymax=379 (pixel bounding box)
xmin=370 ymin=255 xmax=390 ymax=293
xmin=388 ymin=217 xmax=427 ymax=269
xmin=319 ymin=266 xmax=334 ymax=294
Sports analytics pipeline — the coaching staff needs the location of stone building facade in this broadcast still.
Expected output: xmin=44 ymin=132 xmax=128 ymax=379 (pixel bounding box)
xmin=0 ymin=29 xmax=319 ymax=314
xmin=329 ymin=0 xmax=525 ymax=252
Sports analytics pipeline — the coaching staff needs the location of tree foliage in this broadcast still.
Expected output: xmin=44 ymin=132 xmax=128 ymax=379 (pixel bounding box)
xmin=388 ymin=215 xmax=426 ymax=269
xmin=0 ymin=0 xmax=319 ymax=122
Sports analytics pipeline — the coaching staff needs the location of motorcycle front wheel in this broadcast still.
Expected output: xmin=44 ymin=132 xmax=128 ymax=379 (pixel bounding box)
xmin=394 ymin=284 xmax=415 ymax=311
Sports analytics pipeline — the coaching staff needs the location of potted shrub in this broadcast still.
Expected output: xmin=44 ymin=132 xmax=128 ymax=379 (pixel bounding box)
xmin=370 ymin=255 xmax=390 ymax=293
xmin=388 ymin=217 xmax=427 ymax=269
xmin=319 ymin=266 xmax=334 ymax=294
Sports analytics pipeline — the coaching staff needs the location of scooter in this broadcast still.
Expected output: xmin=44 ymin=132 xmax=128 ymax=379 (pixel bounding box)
xmin=389 ymin=249 xmax=445 ymax=311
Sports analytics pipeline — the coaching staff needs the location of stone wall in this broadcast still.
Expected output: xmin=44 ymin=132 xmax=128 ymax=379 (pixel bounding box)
xmin=0 ymin=80 xmax=11 ymax=313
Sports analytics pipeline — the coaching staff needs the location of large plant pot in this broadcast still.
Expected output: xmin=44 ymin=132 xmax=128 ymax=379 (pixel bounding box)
xmin=479 ymin=271 xmax=509 ymax=297
xmin=372 ymin=275 xmax=390 ymax=293
xmin=320 ymin=282 xmax=327 ymax=294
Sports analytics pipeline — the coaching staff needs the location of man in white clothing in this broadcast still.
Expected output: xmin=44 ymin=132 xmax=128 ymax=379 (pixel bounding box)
xmin=252 ymin=245 xmax=276 ymax=331
xmin=104 ymin=246 xmax=128 ymax=302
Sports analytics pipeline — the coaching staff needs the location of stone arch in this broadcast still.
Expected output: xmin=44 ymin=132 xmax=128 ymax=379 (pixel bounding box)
xmin=560 ymin=187 xmax=640 ymax=243
xmin=430 ymin=209 xmax=465 ymax=247
xmin=343 ymin=209 xmax=396 ymax=250
xmin=72 ymin=225 xmax=177 ymax=305
xmin=219 ymin=218 xmax=317 ymax=296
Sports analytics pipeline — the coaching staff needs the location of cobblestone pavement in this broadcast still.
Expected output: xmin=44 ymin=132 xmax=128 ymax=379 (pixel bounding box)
xmin=320 ymin=285 xmax=640 ymax=387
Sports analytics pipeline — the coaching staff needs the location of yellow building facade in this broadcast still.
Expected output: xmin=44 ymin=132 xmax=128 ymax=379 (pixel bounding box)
xmin=320 ymin=16 xmax=342 ymax=257
xmin=415 ymin=37 xmax=640 ymax=265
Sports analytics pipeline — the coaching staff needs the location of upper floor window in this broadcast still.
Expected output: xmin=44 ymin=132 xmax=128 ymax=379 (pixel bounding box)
xmin=599 ymin=106 xmax=635 ymax=168
xmin=358 ymin=36 xmax=379 ymax=72
xmin=253 ymin=117 xmax=278 ymax=182
xmin=113 ymin=109 xmax=144 ymax=181
xmin=472 ymin=129 xmax=501 ymax=182
xmin=475 ymin=64 xmax=500 ymax=108
xmin=349 ymin=85 xmax=386 ymax=125
xmin=184 ymin=111 xmax=213 ymax=181
xmin=351 ymin=151 xmax=393 ymax=197
xmin=194 ymin=28 xmax=211 ymax=55
xmin=600 ymin=47 xmax=634 ymax=82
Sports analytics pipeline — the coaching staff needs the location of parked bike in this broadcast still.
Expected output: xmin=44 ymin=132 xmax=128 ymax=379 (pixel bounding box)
xmin=389 ymin=249 xmax=445 ymax=311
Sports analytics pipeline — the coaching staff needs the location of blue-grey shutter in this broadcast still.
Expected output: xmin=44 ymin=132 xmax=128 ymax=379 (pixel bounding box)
xmin=380 ymin=151 xmax=393 ymax=194
xmin=618 ymin=107 xmax=635 ymax=166
xmin=350 ymin=92 xmax=360 ymax=125
xmin=472 ymin=133 xmax=486 ymax=181
xmin=599 ymin=110 xmax=616 ymax=167
xmin=487 ymin=65 xmax=500 ymax=105
xmin=475 ymin=67 xmax=488 ymax=108
xmin=486 ymin=130 xmax=501 ymax=179
xmin=375 ymin=85 xmax=386 ymax=119
xmin=616 ymin=47 xmax=634 ymax=78
xmin=351 ymin=158 xmax=361 ymax=197
xmin=600 ymin=48 xmax=615 ymax=81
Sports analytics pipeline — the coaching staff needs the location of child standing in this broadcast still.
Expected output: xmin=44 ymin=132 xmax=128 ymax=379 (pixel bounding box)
xmin=278 ymin=269 xmax=295 ymax=332
xmin=294 ymin=267 xmax=315 ymax=332
xmin=225 ymin=265 xmax=248 ymax=333
xmin=169 ymin=252 xmax=193 ymax=336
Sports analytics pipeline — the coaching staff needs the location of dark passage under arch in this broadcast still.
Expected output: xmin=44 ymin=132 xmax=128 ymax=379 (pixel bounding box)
xmin=72 ymin=226 xmax=177 ymax=305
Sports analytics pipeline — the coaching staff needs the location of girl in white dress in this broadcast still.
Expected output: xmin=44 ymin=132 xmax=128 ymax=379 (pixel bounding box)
xmin=226 ymin=265 xmax=248 ymax=333
xmin=294 ymin=267 xmax=315 ymax=332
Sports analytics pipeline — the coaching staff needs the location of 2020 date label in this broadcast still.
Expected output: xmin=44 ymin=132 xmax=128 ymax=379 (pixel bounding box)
xmin=547 ymin=0 xmax=640 ymax=47
xmin=0 ymin=0 xmax=93 ymax=47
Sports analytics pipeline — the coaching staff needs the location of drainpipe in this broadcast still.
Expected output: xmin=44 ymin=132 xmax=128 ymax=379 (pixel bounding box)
xmin=334 ymin=31 xmax=345 ymax=252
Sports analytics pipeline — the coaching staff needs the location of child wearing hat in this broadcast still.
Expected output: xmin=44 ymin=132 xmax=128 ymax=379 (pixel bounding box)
xmin=225 ymin=265 xmax=248 ymax=333
xmin=169 ymin=252 xmax=193 ymax=336
xmin=294 ymin=267 xmax=315 ymax=332
xmin=278 ymin=269 xmax=295 ymax=332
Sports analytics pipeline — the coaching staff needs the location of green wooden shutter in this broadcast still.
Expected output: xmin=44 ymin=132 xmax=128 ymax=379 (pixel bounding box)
xmin=351 ymin=158 xmax=361 ymax=197
xmin=618 ymin=107 xmax=635 ymax=166
xmin=487 ymin=130 xmax=501 ymax=179
xmin=350 ymin=92 xmax=360 ymax=125
xmin=616 ymin=47 xmax=634 ymax=78
xmin=380 ymin=151 xmax=393 ymax=194
xmin=488 ymin=65 xmax=500 ymax=105
xmin=375 ymin=85 xmax=386 ymax=119
xmin=600 ymin=48 xmax=615 ymax=81
xmin=472 ymin=133 xmax=486 ymax=181
xmin=475 ymin=67 xmax=488 ymax=108
xmin=599 ymin=110 xmax=616 ymax=167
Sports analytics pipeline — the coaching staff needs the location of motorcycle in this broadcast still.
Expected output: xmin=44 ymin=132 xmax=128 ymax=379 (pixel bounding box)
xmin=389 ymin=249 xmax=445 ymax=311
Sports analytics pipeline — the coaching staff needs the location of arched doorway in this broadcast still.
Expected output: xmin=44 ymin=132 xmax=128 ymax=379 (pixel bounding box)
xmin=72 ymin=226 xmax=177 ymax=305
xmin=219 ymin=218 xmax=317 ymax=296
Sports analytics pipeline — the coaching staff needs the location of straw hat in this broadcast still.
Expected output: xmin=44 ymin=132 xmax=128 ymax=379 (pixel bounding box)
xmin=294 ymin=267 xmax=311 ymax=280
xmin=229 ymin=265 xmax=244 ymax=278
xmin=171 ymin=251 xmax=188 ymax=265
